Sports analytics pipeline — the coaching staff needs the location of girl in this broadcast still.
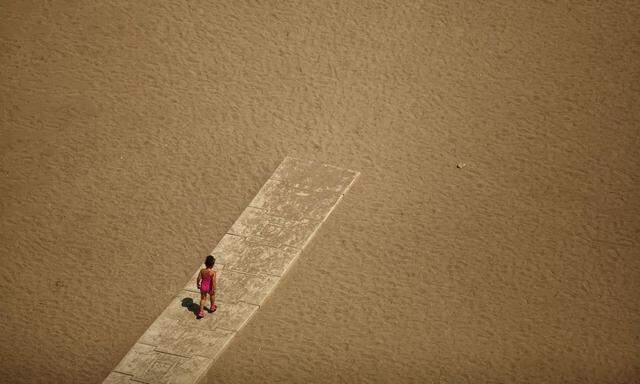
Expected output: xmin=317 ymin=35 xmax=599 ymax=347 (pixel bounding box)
xmin=196 ymin=255 xmax=217 ymax=318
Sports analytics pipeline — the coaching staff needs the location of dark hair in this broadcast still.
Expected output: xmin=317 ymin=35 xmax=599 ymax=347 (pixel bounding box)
xmin=205 ymin=255 xmax=215 ymax=268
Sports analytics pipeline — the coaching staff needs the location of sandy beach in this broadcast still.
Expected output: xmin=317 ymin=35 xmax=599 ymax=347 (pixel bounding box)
xmin=1 ymin=1 xmax=639 ymax=383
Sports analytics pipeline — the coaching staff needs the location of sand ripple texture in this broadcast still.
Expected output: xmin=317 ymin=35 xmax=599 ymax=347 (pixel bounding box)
xmin=1 ymin=1 xmax=639 ymax=383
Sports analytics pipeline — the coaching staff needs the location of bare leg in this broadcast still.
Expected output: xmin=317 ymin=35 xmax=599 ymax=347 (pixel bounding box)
xmin=209 ymin=292 xmax=216 ymax=312
xmin=198 ymin=293 xmax=206 ymax=316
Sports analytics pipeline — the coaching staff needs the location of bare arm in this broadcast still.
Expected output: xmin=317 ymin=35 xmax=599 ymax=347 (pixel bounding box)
xmin=196 ymin=269 xmax=202 ymax=288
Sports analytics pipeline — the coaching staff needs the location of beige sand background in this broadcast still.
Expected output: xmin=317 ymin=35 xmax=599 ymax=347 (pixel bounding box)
xmin=1 ymin=1 xmax=639 ymax=383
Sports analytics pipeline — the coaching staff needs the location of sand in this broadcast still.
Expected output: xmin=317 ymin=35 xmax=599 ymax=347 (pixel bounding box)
xmin=1 ymin=1 xmax=639 ymax=383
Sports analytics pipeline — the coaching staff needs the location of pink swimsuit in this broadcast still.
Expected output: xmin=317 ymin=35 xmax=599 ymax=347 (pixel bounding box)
xmin=200 ymin=270 xmax=213 ymax=293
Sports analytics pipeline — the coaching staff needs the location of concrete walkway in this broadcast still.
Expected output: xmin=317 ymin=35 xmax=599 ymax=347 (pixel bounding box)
xmin=103 ymin=157 xmax=359 ymax=384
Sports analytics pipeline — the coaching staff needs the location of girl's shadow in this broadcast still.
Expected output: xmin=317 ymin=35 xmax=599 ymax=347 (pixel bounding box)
xmin=180 ymin=298 xmax=200 ymax=318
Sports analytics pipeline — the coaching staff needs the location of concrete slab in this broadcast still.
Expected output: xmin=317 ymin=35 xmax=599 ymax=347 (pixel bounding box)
xmin=115 ymin=343 xmax=157 ymax=377
xmin=249 ymin=179 xmax=344 ymax=221
xmin=139 ymin=355 xmax=212 ymax=384
xmin=271 ymin=156 xmax=358 ymax=193
xmin=161 ymin=356 xmax=212 ymax=384
xmin=228 ymin=207 xmax=320 ymax=249
xmin=115 ymin=343 xmax=212 ymax=384
xmin=211 ymin=234 xmax=300 ymax=276
xmin=104 ymin=158 xmax=359 ymax=384
xmin=215 ymin=269 xmax=279 ymax=305
xmin=154 ymin=327 xmax=233 ymax=359
xmin=138 ymin=317 xmax=182 ymax=347
xmin=133 ymin=352 xmax=182 ymax=383
xmin=160 ymin=291 xmax=259 ymax=332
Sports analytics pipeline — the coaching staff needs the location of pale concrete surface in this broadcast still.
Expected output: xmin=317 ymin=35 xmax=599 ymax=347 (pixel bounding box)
xmin=103 ymin=157 xmax=359 ymax=383
xmin=160 ymin=292 xmax=258 ymax=332
xmin=228 ymin=207 xmax=321 ymax=248
xmin=113 ymin=343 xmax=212 ymax=384
xmin=210 ymin=235 xmax=301 ymax=277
